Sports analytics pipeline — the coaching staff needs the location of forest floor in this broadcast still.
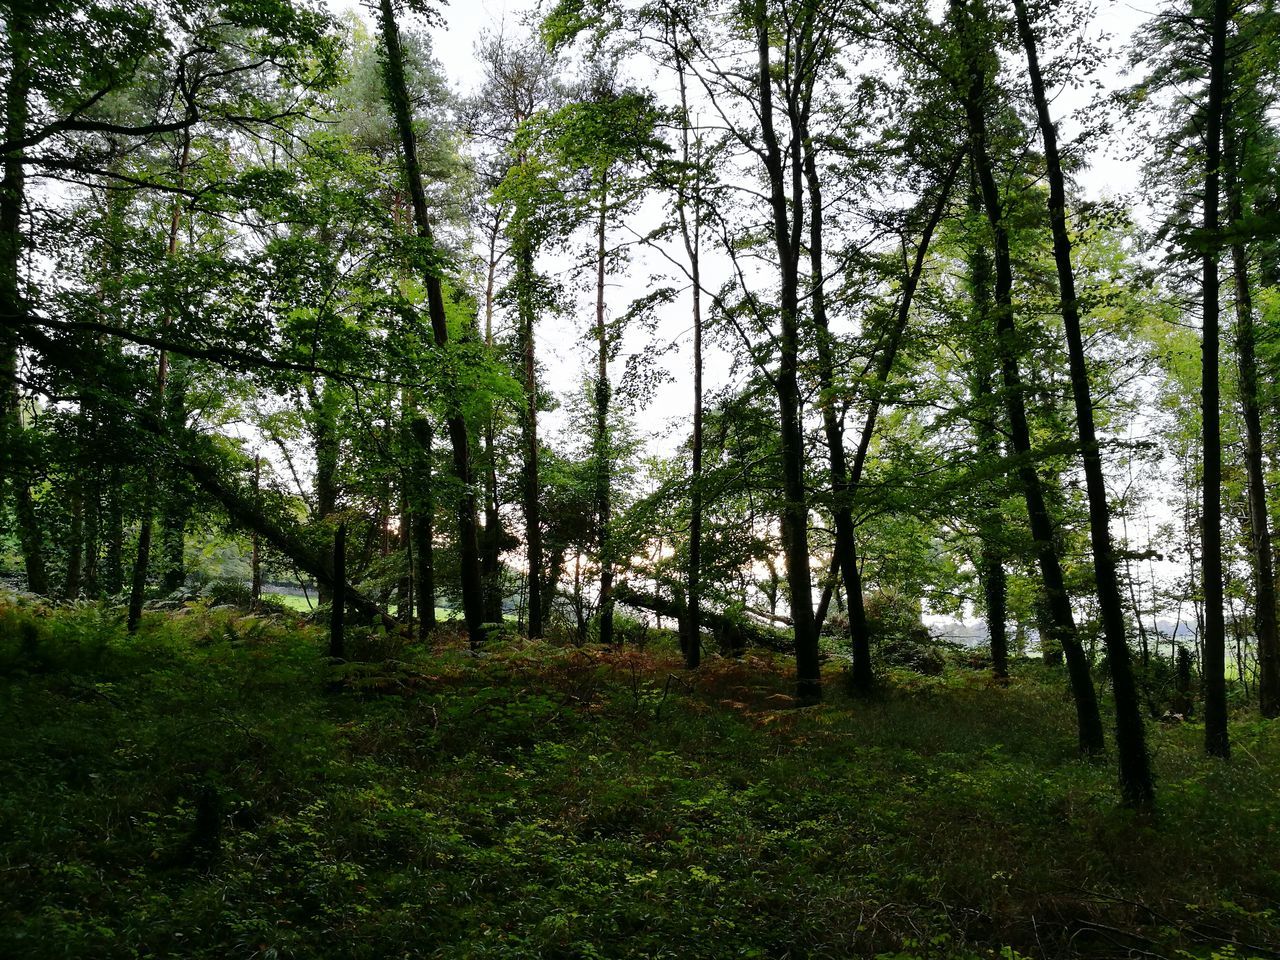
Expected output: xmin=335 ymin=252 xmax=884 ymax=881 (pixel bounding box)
xmin=1 ymin=599 xmax=1278 ymax=960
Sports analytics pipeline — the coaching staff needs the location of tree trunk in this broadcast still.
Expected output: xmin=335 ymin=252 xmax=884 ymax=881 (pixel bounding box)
xmin=159 ymin=370 xmax=188 ymax=592
xmin=515 ymin=236 xmax=544 ymax=638
xmin=1013 ymin=0 xmax=1154 ymax=804
xmin=251 ymin=456 xmax=262 ymax=606
xmin=312 ymin=379 xmax=339 ymax=603
xmin=1199 ymin=0 xmax=1231 ymax=759
xmin=330 ymin=522 xmax=346 ymax=660
xmin=104 ymin=462 xmax=124 ymax=595
xmin=65 ymin=479 xmax=84 ymax=600
xmin=377 ymin=0 xmax=485 ymax=647
xmin=673 ymin=33 xmax=703 ymax=669
xmin=954 ymin=0 xmax=1105 ymax=755
xmin=593 ymin=173 xmax=615 ymax=646
xmin=805 ymin=130 xmax=957 ymax=693
xmin=1223 ymin=110 xmax=1279 ymax=719
xmin=83 ymin=452 xmax=100 ymax=598
xmin=754 ymin=0 xmax=820 ymax=703
xmin=128 ymin=129 xmax=190 ymax=631
xmin=410 ymin=416 xmax=437 ymax=633
xmin=966 ymin=195 xmax=1009 ymax=680
xmin=481 ymin=212 xmax=504 ymax=623
xmin=0 ymin=4 xmax=46 ymax=595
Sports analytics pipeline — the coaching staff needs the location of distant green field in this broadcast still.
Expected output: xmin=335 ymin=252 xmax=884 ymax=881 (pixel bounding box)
xmin=263 ymin=592 xmax=463 ymax=621
xmin=263 ymin=592 xmax=314 ymax=612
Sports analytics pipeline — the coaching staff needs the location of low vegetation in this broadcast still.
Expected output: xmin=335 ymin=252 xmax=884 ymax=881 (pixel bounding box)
xmin=2 ymin=600 xmax=1276 ymax=960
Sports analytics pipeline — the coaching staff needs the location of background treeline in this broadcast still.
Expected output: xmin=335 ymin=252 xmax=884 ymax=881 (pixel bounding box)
xmin=1 ymin=0 xmax=1279 ymax=809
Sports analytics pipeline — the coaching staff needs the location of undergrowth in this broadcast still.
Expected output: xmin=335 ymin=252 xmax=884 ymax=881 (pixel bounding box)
xmin=1 ymin=600 xmax=1277 ymax=959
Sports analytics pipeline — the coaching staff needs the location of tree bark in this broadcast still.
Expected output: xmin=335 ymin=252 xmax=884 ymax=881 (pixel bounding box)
xmin=159 ymin=372 xmax=188 ymax=592
xmin=330 ymin=522 xmax=346 ymax=660
xmin=65 ymin=479 xmax=84 ymax=599
xmin=672 ymin=28 xmax=703 ymax=669
xmin=129 ymin=128 xmax=190 ymax=631
xmin=410 ymin=415 xmax=437 ymax=633
xmin=966 ymin=189 xmax=1009 ymax=680
xmin=516 ymin=237 xmax=544 ymax=637
xmin=481 ymin=211 xmax=504 ymax=622
xmin=251 ymin=455 xmax=262 ymax=605
xmin=1013 ymin=0 xmax=1154 ymax=804
xmin=593 ymin=173 xmax=615 ymax=646
xmin=377 ymin=0 xmax=485 ymax=647
xmin=104 ymin=462 xmax=124 ymax=595
xmin=0 ymin=2 xmax=46 ymax=595
xmin=1223 ymin=108 xmax=1279 ymax=718
xmin=1199 ymin=0 xmax=1231 ymax=758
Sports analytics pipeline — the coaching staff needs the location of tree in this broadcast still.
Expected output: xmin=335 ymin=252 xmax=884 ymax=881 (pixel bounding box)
xmin=375 ymin=0 xmax=485 ymax=646
xmin=1011 ymin=0 xmax=1154 ymax=805
xmin=948 ymin=0 xmax=1106 ymax=755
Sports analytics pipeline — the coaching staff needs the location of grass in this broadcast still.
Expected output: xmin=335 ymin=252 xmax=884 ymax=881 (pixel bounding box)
xmin=263 ymin=591 xmax=316 ymax=611
xmin=1 ymin=598 xmax=1277 ymax=959
xmin=262 ymin=592 xmax=506 ymax=623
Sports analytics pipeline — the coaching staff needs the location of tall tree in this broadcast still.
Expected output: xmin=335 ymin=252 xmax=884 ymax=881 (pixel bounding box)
xmin=1012 ymin=0 xmax=1155 ymax=805
xmin=949 ymin=0 xmax=1106 ymax=754
xmin=376 ymin=0 xmax=485 ymax=646
xmin=0 ymin=0 xmax=47 ymax=594
xmin=1199 ymin=0 xmax=1231 ymax=758
xmin=1221 ymin=8 xmax=1279 ymax=718
xmin=750 ymin=0 xmax=822 ymax=702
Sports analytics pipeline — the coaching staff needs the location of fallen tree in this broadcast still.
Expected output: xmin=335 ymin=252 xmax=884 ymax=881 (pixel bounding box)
xmin=613 ymin=582 xmax=794 ymax=654
xmin=12 ymin=317 xmax=399 ymax=632
xmin=180 ymin=449 xmax=399 ymax=632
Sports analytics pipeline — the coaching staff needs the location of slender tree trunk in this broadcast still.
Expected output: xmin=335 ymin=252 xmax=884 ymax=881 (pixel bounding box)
xmin=398 ymin=504 xmax=412 ymax=626
xmin=83 ymin=455 xmax=100 ymax=598
xmin=966 ymin=200 xmax=1009 ymax=679
xmin=813 ymin=556 xmax=840 ymax=636
xmin=1013 ymin=0 xmax=1154 ymax=804
xmin=1200 ymin=0 xmax=1231 ymax=758
xmin=754 ymin=0 xmax=820 ymax=702
xmin=129 ymin=130 xmax=190 ymax=631
xmin=377 ymin=0 xmax=484 ymax=647
xmin=312 ymin=380 xmax=338 ymax=603
xmin=410 ymin=415 xmax=437 ymax=633
xmin=805 ymin=133 xmax=957 ymax=692
xmin=954 ymin=0 xmax=1105 ymax=754
xmin=593 ymin=174 xmax=615 ymax=646
xmin=1224 ymin=116 xmax=1279 ymax=718
xmin=981 ymin=539 xmax=1008 ymax=675
xmin=481 ymin=212 xmax=504 ymax=622
xmin=65 ymin=480 xmax=84 ymax=599
xmin=516 ymin=236 xmax=544 ymax=638
xmin=803 ymin=129 xmax=865 ymax=694
xmin=330 ymin=522 xmax=346 ymax=660
xmin=672 ymin=33 xmax=703 ymax=669
xmin=0 ymin=4 xmax=46 ymax=595
xmin=159 ymin=370 xmax=188 ymax=592
xmin=251 ymin=455 xmax=262 ymax=606
xmin=104 ymin=462 xmax=124 ymax=595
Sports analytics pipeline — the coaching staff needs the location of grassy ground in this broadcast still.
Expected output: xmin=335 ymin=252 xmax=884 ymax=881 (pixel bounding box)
xmin=1 ymin=599 xmax=1277 ymax=959
xmin=263 ymin=592 xmax=464 ymax=622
